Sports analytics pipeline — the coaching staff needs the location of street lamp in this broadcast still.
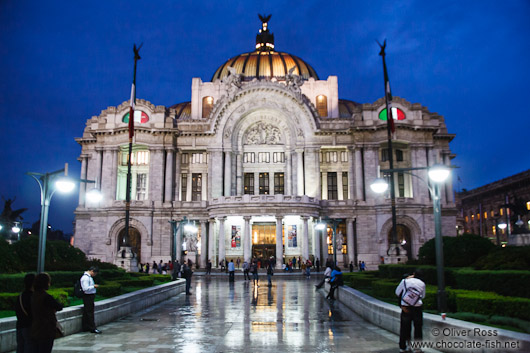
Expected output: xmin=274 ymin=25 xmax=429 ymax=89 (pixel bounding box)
xmin=315 ymin=218 xmax=343 ymax=266
xmin=169 ymin=217 xmax=197 ymax=280
xmin=370 ymin=164 xmax=451 ymax=313
xmin=28 ymin=163 xmax=99 ymax=273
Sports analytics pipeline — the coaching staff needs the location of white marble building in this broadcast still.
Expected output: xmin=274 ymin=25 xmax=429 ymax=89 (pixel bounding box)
xmin=74 ymin=18 xmax=457 ymax=270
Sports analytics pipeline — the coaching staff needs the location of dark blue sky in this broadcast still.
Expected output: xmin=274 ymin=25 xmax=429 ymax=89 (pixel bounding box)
xmin=1 ymin=1 xmax=529 ymax=233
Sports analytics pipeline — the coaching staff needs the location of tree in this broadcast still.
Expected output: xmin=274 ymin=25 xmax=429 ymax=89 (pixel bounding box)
xmin=418 ymin=234 xmax=495 ymax=267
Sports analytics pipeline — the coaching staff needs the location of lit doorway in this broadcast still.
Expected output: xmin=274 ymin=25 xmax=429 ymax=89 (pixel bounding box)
xmin=251 ymin=223 xmax=281 ymax=265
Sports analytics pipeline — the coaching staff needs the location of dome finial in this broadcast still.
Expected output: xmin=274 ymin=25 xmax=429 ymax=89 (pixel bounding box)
xmin=256 ymin=14 xmax=274 ymax=52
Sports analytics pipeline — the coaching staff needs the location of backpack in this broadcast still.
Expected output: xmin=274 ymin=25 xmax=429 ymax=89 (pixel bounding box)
xmin=401 ymin=279 xmax=421 ymax=306
xmin=74 ymin=275 xmax=86 ymax=298
xmin=335 ymin=273 xmax=344 ymax=286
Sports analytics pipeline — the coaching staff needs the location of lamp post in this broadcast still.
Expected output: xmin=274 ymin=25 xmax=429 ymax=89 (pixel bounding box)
xmin=316 ymin=218 xmax=343 ymax=266
xmin=370 ymin=164 xmax=451 ymax=313
xmin=169 ymin=217 xmax=197 ymax=280
xmin=28 ymin=164 xmax=99 ymax=273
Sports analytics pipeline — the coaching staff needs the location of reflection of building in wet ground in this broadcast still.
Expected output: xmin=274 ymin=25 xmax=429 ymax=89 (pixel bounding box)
xmin=51 ymin=278 xmax=440 ymax=352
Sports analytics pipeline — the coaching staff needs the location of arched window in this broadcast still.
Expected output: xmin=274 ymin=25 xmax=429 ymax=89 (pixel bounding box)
xmin=316 ymin=95 xmax=327 ymax=117
xmin=202 ymin=96 xmax=214 ymax=118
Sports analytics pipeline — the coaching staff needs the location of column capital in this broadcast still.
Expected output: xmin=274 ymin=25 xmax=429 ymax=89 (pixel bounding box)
xmin=301 ymin=216 xmax=310 ymax=221
xmin=243 ymin=216 xmax=252 ymax=222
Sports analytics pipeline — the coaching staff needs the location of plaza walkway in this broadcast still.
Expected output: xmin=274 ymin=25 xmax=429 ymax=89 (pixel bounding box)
xmin=50 ymin=277 xmax=438 ymax=353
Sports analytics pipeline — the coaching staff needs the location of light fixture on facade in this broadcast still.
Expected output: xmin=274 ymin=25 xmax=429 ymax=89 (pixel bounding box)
xmin=12 ymin=222 xmax=21 ymax=233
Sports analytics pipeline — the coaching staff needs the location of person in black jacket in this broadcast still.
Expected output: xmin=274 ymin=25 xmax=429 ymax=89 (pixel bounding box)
xmin=15 ymin=273 xmax=36 ymax=353
xmin=31 ymin=273 xmax=64 ymax=353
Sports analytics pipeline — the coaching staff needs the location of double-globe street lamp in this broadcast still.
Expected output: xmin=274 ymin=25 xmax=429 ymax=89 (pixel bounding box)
xmin=28 ymin=164 xmax=101 ymax=273
xmin=315 ymin=218 xmax=343 ymax=267
xmin=370 ymin=164 xmax=451 ymax=313
xmin=169 ymin=217 xmax=197 ymax=280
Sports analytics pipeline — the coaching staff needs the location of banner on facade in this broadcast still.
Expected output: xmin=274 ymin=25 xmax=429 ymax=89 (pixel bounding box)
xmin=288 ymin=225 xmax=297 ymax=247
xmin=231 ymin=225 xmax=241 ymax=248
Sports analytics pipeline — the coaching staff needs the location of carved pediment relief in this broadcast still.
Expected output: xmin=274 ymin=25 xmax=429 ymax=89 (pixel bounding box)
xmin=244 ymin=122 xmax=283 ymax=145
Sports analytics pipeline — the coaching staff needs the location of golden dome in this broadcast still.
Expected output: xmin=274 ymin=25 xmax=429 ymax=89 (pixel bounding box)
xmin=211 ymin=15 xmax=319 ymax=82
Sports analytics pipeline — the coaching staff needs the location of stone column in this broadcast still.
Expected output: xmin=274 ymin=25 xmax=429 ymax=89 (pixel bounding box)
xmin=94 ymin=148 xmax=103 ymax=189
xmin=301 ymin=216 xmax=309 ymax=261
xmin=254 ymin=172 xmax=259 ymax=195
xmin=176 ymin=223 xmax=183 ymax=263
xmin=200 ymin=220 xmax=207 ymax=268
xmin=164 ymin=148 xmax=174 ymax=202
xmin=209 ymin=150 xmax=223 ymax=198
xmin=218 ymin=217 xmax=226 ymax=267
xmin=78 ymin=155 xmax=88 ymax=207
xmin=321 ymin=227 xmax=329 ymax=264
xmin=149 ymin=148 xmax=164 ymax=202
xmin=285 ymin=151 xmax=292 ymax=195
xmin=244 ymin=216 xmax=251 ymax=263
xmin=186 ymin=172 xmax=192 ymax=202
xmin=338 ymin=170 xmax=344 ymax=200
xmin=174 ymin=149 xmax=181 ymax=201
xmin=314 ymin=221 xmax=321 ymax=264
xmin=322 ymin=172 xmax=328 ymax=200
xmin=269 ymin=172 xmax=274 ymax=195
xmin=202 ymin=172 xmax=207 ymax=201
xmin=347 ymin=218 xmax=354 ymax=265
xmin=275 ymin=216 xmax=283 ymax=269
xmin=224 ymin=151 xmax=231 ymax=196
xmin=364 ymin=147 xmax=378 ymax=200
xmin=355 ymin=148 xmax=363 ymax=200
xmin=236 ymin=152 xmax=242 ymax=195
xmin=296 ymin=149 xmax=304 ymax=195
xmin=208 ymin=219 xmax=216 ymax=264
xmin=348 ymin=147 xmax=355 ymax=200
xmin=110 ymin=148 xmax=119 ymax=201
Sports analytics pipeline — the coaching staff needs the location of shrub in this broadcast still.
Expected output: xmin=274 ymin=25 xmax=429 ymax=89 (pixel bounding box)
xmin=0 ymin=293 xmax=19 ymax=310
xmin=473 ymin=246 xmax=530 ymax=270
xmin=343 ymin=273 xmax=377 ymax=289
xmin=97 ymin=283 xmax=122 ymax=298
xmin=372 ymin=280 xmax=398 ymax=299
xmin=452 ymin=269 xmax=530 ymax=298
xmin=0 ymin=273 xmax=27 ymax=293
xmin=0 ymin=238 xmax=22 ymax=272
xmin=378 ymin=265 xmax=456 ymax=287
xmin=455 ymin=291 xmax=530 ymax=321
xmin=115 ymin=278 xmax=154 ymax=287
xmin=99 ymin=269 xmax=129 ymax=280
xmin=418 ymin=234 xmax=495 ymax=267
xmin=148 ymin=274 xmax=171 ymax=283
xmin=47 ymin=289 xmax=69 ymax=307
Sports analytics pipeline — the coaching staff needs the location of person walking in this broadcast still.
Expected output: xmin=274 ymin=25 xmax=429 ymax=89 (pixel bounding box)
xmin=395 ymin=270 xmax=426 ymax=353
xmin=145 ymin=262 xmax=150 ymax=274
xmin=152 ymin=261 xmax=157 ymax=274
xmin=81 ymin=266 xmax=101 ymax=334
xmin=182 ymin=263 xmax=193 ymax=295
xmin=206 ymin=260 xmax=212 ymax=275
xmin=266 ymin=260 xmax=274 ymax=287
xmin=326 ymin=266 xmax=343 ymax=300
xmin=31 ymin=272 xmax=64 ymax=353
xmin=292 ymin=257 xmax=296 ymax=269
xmin=242 ymin=260 xmax=250 ymax=280
xmin=251 ymin=260 xmax=259 ymax=285
xmin=236 ymin=257 xmax=241 ymax=269
xmin=15 ymin=273 xmax=35 ymax=353
xmin=360 ymin=261 xmax=366 ymax=272
xmin=228 ymin=259 xmax=235 ymax=282
xmin=175 ymin=260 xmax=181 ymax=278
xmin=305 ymin=260 xmax=311 ymax=278
xmin=315 ymin=258 xmax=320 ymax=273
xmin=349 ymin=261 xmax=354 ymax=273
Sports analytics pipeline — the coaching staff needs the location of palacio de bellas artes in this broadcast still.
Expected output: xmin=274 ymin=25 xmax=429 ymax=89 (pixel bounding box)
xmin=73 ymin=16 xmax=456 ymax=272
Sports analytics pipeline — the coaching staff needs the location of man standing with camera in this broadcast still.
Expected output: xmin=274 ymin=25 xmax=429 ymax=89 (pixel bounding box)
xmin=81 ymin=266 xmax=101 ymax=334
xmin=395 ymin=270 xmax=426 ymax=353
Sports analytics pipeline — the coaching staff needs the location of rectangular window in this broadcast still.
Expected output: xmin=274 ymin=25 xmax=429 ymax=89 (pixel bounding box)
xmin=331 ymin=151 xmax=337 ymax=162
xmin=397 ymin=173 xmax=405 ymax=197
xmin=342 ymin=172 xmax=348 ymax=199
xmin=341 ymin=151 xmax=348 ymax=162
xmin=244 ymin=173 xmax=254 ymax=195
xmin=259 ymin=172 xmax=269 ymax=195
xmin=381 ymin=148 xmax=389 ymax=162
xmin=396 ymin=149 xmax=404 ymax=162
xmin=484 ymin=212 xmax=488 ymax=219
xmin=527 ymin=201 xmax=530 ymax=211
xmin=191 ymin=153 xmax=204 ymax=164
xmin=181 ymin=153 xmax=189 ymax=164
xmin=192 ymin=173 xmax=202 ymax=201
xmin=465 ymin=216 xmax=469 ymax=223
xmin=181 ymin=174 xmax=188 ymax=201
xmin=136 ymin=174 xmax=147 ymax=200
xmin=273 ymin=152 xmax=285 ymax=163
xmin=274 ymin=173 xmax=284 ymax=194
xmin=258 ymin=152 xmax=270 ymax=163
xmin=327 ymin=172 xmax=338 ymax=200
xmin=243 ymin=152 xmax=255 ymax=163
xmin=137 ymin=151 xmax=149 ymax=165
xmin=491 ymin=210 xmax=494 ymax=217
xmin=500 ymin=209 xmax=504 ymax=216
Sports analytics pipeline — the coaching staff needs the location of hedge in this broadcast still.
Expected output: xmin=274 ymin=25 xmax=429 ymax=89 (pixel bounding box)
xmin=97 ymin=283 xmax=122 ymax=298
xmin=115 ymin=278 xmax=154 ymax=287
xmin=378 ymin=264 xmax=456 ymax=287
xmin=343 ymin=273 xmax=377 ymax=289
xmin=454 ymin=291 xmax=530 ymax=321
xmin=452 ymin=270 xmax=530 ymax=299
xmin=0 ymin=293 xmax=19 ymax=311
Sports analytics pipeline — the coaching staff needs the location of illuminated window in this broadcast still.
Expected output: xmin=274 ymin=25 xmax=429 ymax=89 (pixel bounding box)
xmin=316 ymin=95 xmax=328 ymax=117
xmin=243 ymin=152 xmax=255 ymax=163
xmin=527 ymin=202 xmax=530 ymax=211
xmin=192 ymin=173 xmax=202 ymax=201
xmin=471 ymin=215 xmax=474 ymax=220
xmin=500 ymin=209 xmax=504 ymax=216
xmin=484 ymin=212 xmax=487 ymax=219
xmin=342 ymin=172 xmax=348 ymax=200
xmin=491 ymin=210 xmax=494 ymax=217
xmin=492 ymin=226 xmax=496 ymax=235
xmin=202 ymin=96 xmax=214 ymax=118
xmin=244 ymin=173 xmax=254 ymax=195
xmin=477 ymin=213 xmax=480 ymax=220
xmin=259 ymin=173 xmax=269 ymax=194
xmin=465 ymin=216 xmax=469 ymax=223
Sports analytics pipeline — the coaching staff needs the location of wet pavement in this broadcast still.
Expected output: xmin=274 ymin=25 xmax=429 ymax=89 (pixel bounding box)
xmin=51 ymin=277 xmax=434 ymax=352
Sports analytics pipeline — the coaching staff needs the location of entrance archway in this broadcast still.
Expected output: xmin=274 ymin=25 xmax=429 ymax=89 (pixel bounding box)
xmin=388 ymin=225 xmax=412 ymax=261
xmin=251 ymin=223 xmax=279 ymax=266
xmin=118 ymin=228 xmax=142 ymax=262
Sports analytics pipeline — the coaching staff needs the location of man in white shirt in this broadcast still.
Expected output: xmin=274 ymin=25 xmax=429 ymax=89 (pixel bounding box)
xmin=395 ymin=270 xmax=426 ymax=353
xmin=81 ymin=266 xmax=101 ymax=334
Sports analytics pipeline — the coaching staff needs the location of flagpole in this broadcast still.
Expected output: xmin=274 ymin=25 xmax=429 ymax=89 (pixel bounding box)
xmin=378 ymin=40 xmax=399 ymax=257
xmin=124 ymin=44 xmax=142 ymax=247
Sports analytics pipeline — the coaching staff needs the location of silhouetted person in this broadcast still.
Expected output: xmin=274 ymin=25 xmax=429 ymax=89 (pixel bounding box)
xmin=15 ymin=273 xmax=35 ymax=353
xmin=31 ymin=273 xmax=63 ymax=353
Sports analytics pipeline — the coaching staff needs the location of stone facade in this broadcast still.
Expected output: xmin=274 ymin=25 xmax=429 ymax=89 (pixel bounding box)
xmin=74 ymin=19 xmax=457 ymax=270
xmin=457 ymin=169 xmax=530 ymax=244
